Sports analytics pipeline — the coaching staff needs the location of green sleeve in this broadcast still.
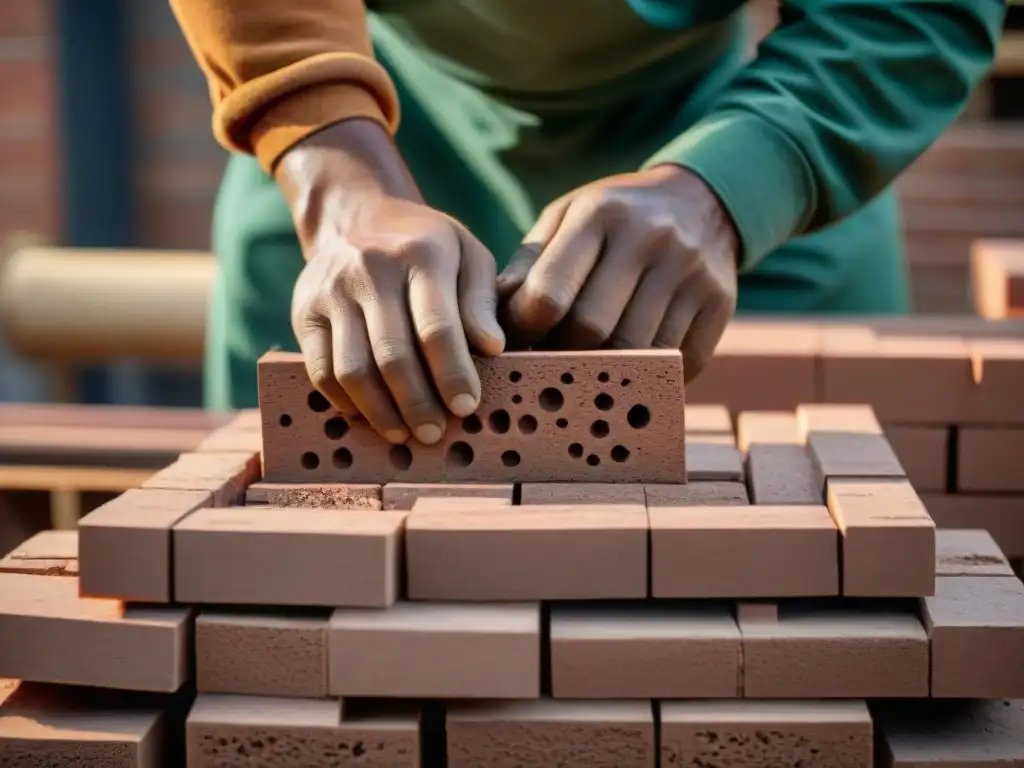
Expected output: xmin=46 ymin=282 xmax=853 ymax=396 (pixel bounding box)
xmin=645 ymin=0 xmax=1006 ymax=272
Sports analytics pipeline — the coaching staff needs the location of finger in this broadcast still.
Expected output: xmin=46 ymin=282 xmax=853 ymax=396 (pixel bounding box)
xmin=294 ymin=317 xmax=358 ymax=416
xmin=360 ymin=291 xmax=448 ymax=445
xmin=457 ymin=229 xmax=506 ymax=357
xmin=607 ymin=268 xmax=678 ymax=349
xmin=330 ymin=305 xmax=409 ymax=443
xmin=496 ymin=196 xmax=571 ymax=298
xmin=502 ymin=206 xmax=604 ymax=347
xmin=409 ymin=264 xmax=482 ymax=419
xmin=651 ymin=290 xmax=702 ymax=352
xmin=679 ymin=293 xmax=734 ymax=382
xmin=546 ymin=234 xmax=646 ymax=349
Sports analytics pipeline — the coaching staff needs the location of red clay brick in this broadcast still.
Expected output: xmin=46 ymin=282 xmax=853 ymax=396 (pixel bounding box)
xmin=245 ymin=482 xmax=382 ymax=509
xmin=735 ymin=601 xmax=778 ymax=624
xmin=747 ymin=445 xmax=820 ymax=504
xmin=196 ymin=610 xmax=330 ymax=698
xmin=406 ymin=503 xmax=647 ymax=600
xmin=78 ymin=488 xmax=212 ymax=602
xmin=257 ymin=349 xmax=685 ymax=483
xmin=520 ymin=483 xmax=646 ymax=505
xmin=649 ymin=505 xmax=838 ymax=598
xmin=685 ymin=405 xmax=733 ymax=436
xmin=660 ymin=700 xmax=872 ymax=767
xmin=382 ymin=482 xmax=513 ymax=510
xmin=142 ymin=451 xmax=261 ymax=507
xmin=0 ymin=573 xmax=191 ymax=691
xmin=0 ymin=680 xmax=170 ymax=766
xmin=922 ymin=493 xmax=1024 ymax=558
xmin=550 ymin=602 xmax=740 ymax=698
xmin=738 ymin=603 xmax=929 ymax=698
xmin=174 ymin=507 xmax=404 ymax=607
xmin=923 ymin=576 xmax=1024 ymax=698
xmin=447 ymin=700 xmax=654 ymax=768
xmin=936 ymin=529 xmax=1014 ymax=577
xmin=798 ymin=404 xmax=906 ymax=489
xmin=884 ymin=426 xmax=949 ymax=492
xmin=736 ymin=411 xmax=802 ymax=452
xmin=958 ymin=428 xmax=1024 ymax=492
xmin=826 ymin=478 xmax=936 ymax=597
xmin=329 ymin=602 xmax=540 ymax=698
xmin=0 ymin=530 xmax=77 ymax=577
xmin=965 ymin=338 xmax=1024 ymax=425
xmin=645 ymin=482 xmax=749 ymax=506
xmin=686 ymin=441 xmax=744 ymax=482
xmin=187 ymin=695 xmax=420 ymax=768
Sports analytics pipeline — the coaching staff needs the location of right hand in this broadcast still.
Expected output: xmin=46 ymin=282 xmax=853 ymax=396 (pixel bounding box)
xmin=277 ymin=120 xmax=506 ymax=446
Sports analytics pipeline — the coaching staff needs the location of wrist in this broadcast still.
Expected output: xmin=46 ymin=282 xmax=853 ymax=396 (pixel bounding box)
xmin=648 ymin=163 xmax=739 ymax=263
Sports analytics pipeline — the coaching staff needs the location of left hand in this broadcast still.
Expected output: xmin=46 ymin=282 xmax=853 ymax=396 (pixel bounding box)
xmin=497 ymin=165 xmax=738 ymax=381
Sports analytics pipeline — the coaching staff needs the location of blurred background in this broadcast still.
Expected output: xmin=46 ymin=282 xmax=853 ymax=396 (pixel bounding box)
xmin=0 ymin=0 xmax=1021 ymax=408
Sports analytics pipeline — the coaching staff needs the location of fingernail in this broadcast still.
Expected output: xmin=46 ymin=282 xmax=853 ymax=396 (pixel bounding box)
xmin=385 ymin=428 xmax=410 ymax=444
xmin=449 ymin=393 xmax=478 ymax=417
xmin=415 ymin=423 xmax=444 ymax=445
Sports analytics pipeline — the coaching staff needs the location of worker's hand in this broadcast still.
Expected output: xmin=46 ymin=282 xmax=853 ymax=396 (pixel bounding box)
xmin=497 ymin=165 xmax=738 ymax=381
xmin=278 ymin=120 xmax=505 ymax=446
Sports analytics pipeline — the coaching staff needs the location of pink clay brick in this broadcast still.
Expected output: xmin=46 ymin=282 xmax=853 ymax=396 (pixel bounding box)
xmin=142 ymin=451 xmax=260 ymax=507
xmin=245 ymin=482 xmax=382 ymax=509
xmin=826 ymin=478 xmax=936 ymax=597
xmin=257 ymin=349 xmax=685 ymax=484
xmin=196 ymin=610 xmax=329 ymax=698
xmin=797 ymin=404 xmax=906 ymax=489
xmin=736 ymin=411 xmax=803 ymax=452
xmin=550 ymin=602 xmax=740 ymax=699
xmin=884 ymin=426 xmax=949 ymax=493
xmin=174 ymin=507 xmax=404 ymax=607
xmin=382 ymin=482 xmax=513 ymax=511
xmin=78 ymin=488 xmax=212 ymax=602
xmin=685 ymin=405 xmax=733 ymax=436
xmin=644 ymin=482 xmax=749 ymax=506
xmin=935 ymin=529 xmax=1014 ymax=577
xmin=746 ymin=445 xmax=820 ymax=505
xmin=922 ymin=493 xmax=1024 ymax=559
xmin=0 ymin=530 xmax=78 ymax=577
xmin=967 ymin=338 xmax=1024 ymax=425
xmin=406 ymin=503 xmax=647 ymax=600
xmin=329 ymin=602 xmax=540 ymax=698
xmin=520 ymin=483 xmax=646 ymax=505
xmin=958 ymin=428 xmax=1024 ymax=492
xmin=194 ymin=409 xmax=262 ymax=453
xmin=686 ymin=441 xmax=744 ymax=482
xmin=649 ymin=505 xmax=838 ymax=598
xmin=0 ymin=573 xmax=191 ymax=692
xmin=447 ymin=699 xmax=655 ymax=768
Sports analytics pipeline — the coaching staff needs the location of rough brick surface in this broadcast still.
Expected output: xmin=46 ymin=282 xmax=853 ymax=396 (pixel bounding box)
xmin=0 ymin=573 xmax=191 ymax=692
xmin=174 ymin=507 xmax=404 ymax=607
xmin=142 ymin=451 xmax=261 ymax=507
xmin=257 ymin=349 xmax=685 ymax=483
xmin=645 ymin=482 xmax=749 ymax=506
xmin=686 ymin=441 xmax=744 ymax=482
xmin=329 ymin=602 xmax=540 ymax=698
xmin=923 ymin=576 xmax=1024 ymax=698
xmin=649 ymin=505 xmax=838 ymax=598
xmin=0 ymin=530 xmax=78 ymax=577
xmin=196 ymin=610 xmax=329 ymax=698
xmin=550 ymin=602 xmax=740 ymax=698
xmin=936 ymin=529 xmax=1015 ymax=577
xmin=798 ymin=404 xmax=906 ymax=489
xmin=382 ymin=482 xmax=513 ymax=510
xmin=922 ymin=493 xmax=1024 ymax=559
xmin=827 ymin=478 xmax=936 ymax=597
xmin=447 ymin=699 xmax=655 ymax=768
xmin=520 ymin=483 xmax=646 ymax=505
xmin=245 ymin=482 xmax=382 ymax=509
xmin=747 ymin=444 xmax=820 ymax=505
xmin=78 ymin=488 xmax=212 ymax=602
xmin=660 ymin=700 xmax=872 ymax=768
xmin=406 ymin=503 xmax=648 ymax=600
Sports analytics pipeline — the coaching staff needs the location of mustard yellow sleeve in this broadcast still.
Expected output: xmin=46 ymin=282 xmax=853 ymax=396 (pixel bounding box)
xmin=169 ymin=0 xmax=400 ymax=173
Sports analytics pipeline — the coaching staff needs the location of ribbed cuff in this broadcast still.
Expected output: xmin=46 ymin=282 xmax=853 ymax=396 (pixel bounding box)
xmin=643 ymin=110 xmax=816 ymax=272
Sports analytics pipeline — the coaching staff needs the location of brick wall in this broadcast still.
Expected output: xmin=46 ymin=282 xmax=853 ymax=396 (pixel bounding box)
xmin=0 ymin=2 xmax=60 ymax=245
xmin=125 ymin=0 xmax=224 ymax=250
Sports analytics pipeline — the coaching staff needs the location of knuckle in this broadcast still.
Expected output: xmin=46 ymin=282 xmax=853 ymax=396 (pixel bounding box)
xmin=335 ymin=359 xmax=373 ymax=389
xmin=374 ymin=340 xmax=415 ymax=379
xmin=306 ymin=364 xmax=335 ymax=392
xmin=569 ymin=312 xmax=613 ymax=344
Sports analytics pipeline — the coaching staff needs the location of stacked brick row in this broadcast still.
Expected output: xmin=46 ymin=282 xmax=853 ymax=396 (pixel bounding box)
xmin=689 ymin=315 xmax=1024 ymax=564
xmin=2 ymin=349 xmax=1024 ymax=765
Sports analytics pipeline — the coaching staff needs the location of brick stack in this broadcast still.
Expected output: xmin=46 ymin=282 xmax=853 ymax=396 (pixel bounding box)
xmin=2 ymin=348 xmax=1024 ymax=766
xmin=973 ymin=238 xmax=1024 ymax=320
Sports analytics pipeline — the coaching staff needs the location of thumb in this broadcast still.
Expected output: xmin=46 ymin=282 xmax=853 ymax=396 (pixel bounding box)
xmin=496 ymin=196 xmax=571 ymax=297
xmin=457 ymin=229 xmax=506 ymax=357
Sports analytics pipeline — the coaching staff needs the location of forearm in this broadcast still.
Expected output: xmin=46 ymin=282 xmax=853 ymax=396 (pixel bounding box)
xmin=169 ymin=0 xmax=400 ymax=173
xmin=646 ymin=0 xmax=1005 ymax=271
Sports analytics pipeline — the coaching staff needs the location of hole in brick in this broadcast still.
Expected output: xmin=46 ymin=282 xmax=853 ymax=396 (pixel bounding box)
xmin=463 ymin=414 xmax=483 ymax=434
xmin=332 ymin=447 xmax=353 ymax=469
xmin=279 ymin=414 xmax=292 ymax=427
xmin=301 ymin=452 xmax=320 ymax=469
xmin=594 ymin=393 xmax=614 ymax=411
xmin=511 ymin=394 xmax=523 ymax=404
xmin=501 ymin=450 xmax=521 ymax=467
xmin=561 ymin=373 xmax=574 ymax=385
xmin=598 ymin=372 xmax=610 ymax=383
xmin=568 ymin=443 xmax=584 ymax=459
xmin=389 ymin=444 xmax=413 ymax=470
xmin=611 ymin=445 xmax=630 ymax=462
xmin=590 ymin=419 xmax=610 ymax=438
xmin=518 ymin=415 xmax=538 ymax=434
xmin=509 ymin=371 xmax=522 ymax=383
xmin=627 ymin=404 xmax=651 ymax=429
xmin=587 ymin=453 xmax=601 ymax=466
xmin=447 ymin=441 xmax=474 ymax=467
xmin=539 ymin=387 xmax=564 ymax=412
xmin=324 ymin=416 xmax=349 ymax=440
xmin=489 ymin=409 xmax=511 ymax=434
xmin=556 ymin=418 xmax=569 ymax=429
xmin=307 ymin=391 xmax=331 ymax=412
xmin=621 ymin=378 xmax=631 ymax=387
